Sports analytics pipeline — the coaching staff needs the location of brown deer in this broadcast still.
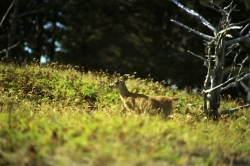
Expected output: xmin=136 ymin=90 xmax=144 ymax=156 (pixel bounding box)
xmin=109 ymin=74 xmax=179 ymax=116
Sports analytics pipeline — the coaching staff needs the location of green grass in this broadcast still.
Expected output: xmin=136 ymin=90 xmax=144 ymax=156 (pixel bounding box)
xmin=0 ymin=62 xmax=250 ymax=166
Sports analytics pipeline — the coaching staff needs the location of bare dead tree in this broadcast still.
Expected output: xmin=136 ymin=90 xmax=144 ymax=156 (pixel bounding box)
xmin=171 ymin=0 xmax=250 ymax=120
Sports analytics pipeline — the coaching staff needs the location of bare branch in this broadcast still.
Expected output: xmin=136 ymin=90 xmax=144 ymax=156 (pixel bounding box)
xmin=202 ymin=4 xmax=221 ymax=13
xmin=203 ymin=75 xmax=237 ymax=93
xmin=221 ymin=73 xmax=250 ymax=91
xmin=0 ymin=42 xmax=19 ymax=55
xmin=226 ymin=32 xmax=250 ymax=46
xmin=210 ymin=0 xmax=233 ymax=21
xmin=230 ymin=29 xmax=250 ymax=52
xmin=240 ymin=81 xmax=249 ymax=91
xmin=18 ymin=9 xmax=46 ymax=18
xmin=0 ymin=1 xmax=15 ymax=27
xmin=237 ymin=56 xmax=249 ymax=78
xmin=220 ymin=104 xmax=250 ymax=114
xmin=171 ymin=0 xmax=216 ymax=33
xmin=223 ymin=1 xmax=234 ymax=10
xmin=240 ymin=22 xmax=250 ymax=35
xmin=226 ymin=43 xmax=240 ymax=53
xmin=218 ymin=25 xmax=242 ymax=34
xmin=227 ymin=47 xmax=243 ymax=79
xmin=187 ymin=50 xmax=206 ymax=62
xmin=226 ymin=4 xmax=237 ymax=22
xmin=232 ymin=19 xmax=250 ymax=27
xmin=170 ymin=19 xmax=213 ymax=40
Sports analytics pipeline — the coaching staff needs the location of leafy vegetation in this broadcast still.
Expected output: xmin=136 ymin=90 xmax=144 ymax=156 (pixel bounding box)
xmin=0 ymin=63 xmax=250 ymax=166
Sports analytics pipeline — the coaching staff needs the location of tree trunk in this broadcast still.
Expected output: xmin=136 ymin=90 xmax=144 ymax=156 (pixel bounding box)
xmin=210 ymin=35 xmax=226 ymax=119
xmin=49 ymin=11 xmax=58 ymax=62
xmin=6 ymin=0 xmax=19 ymax=59
xmin=33 ymin=13 xmax=43 ymax=62
xmin=210 ymin=65 xmax=223 ymax=119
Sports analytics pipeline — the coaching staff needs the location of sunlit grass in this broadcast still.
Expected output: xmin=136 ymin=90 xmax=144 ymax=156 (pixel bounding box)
xmin=0 ymin=62 xmax=249 ymax=165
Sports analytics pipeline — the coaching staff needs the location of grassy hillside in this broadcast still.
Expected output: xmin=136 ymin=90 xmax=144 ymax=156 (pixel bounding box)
xmin=0 ymin=62 xmax=249 ymax=166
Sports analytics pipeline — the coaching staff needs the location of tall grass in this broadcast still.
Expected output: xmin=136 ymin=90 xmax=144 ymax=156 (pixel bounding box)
xmin=0 ymin=62 xmax=249 ymax=166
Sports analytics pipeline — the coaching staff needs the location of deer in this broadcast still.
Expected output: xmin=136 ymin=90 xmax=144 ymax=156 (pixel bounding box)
xmin=109 ymin=74 xmax=179 ymax=117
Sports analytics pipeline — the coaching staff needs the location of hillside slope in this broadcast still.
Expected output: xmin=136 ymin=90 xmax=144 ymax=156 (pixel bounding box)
xmin=0 ymin=63 xmax=249 ymax=166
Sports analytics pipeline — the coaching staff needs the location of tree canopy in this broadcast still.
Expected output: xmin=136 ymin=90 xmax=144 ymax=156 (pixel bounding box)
xmin=1 ymin=0 xmax=250 ymax=97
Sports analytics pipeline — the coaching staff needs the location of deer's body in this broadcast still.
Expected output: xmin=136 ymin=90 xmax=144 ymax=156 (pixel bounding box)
xmin=109 ymin=75 xmax=179 ymax=116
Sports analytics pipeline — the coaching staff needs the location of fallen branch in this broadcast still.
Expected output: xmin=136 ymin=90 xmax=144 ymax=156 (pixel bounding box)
xmin=220 ymin=104 xmax=250 ymax=114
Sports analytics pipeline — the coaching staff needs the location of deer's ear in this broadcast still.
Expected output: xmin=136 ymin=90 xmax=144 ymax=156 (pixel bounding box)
xmin=122 ymin=74 xmax=129 ymax=81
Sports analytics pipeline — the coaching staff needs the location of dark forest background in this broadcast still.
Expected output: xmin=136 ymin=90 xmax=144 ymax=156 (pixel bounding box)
xmin=1 ymin=0 xmax=250 ymax=99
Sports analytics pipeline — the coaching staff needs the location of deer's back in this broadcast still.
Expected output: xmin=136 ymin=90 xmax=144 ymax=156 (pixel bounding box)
xmin=122 ymin=93 xmax=177 ymax=116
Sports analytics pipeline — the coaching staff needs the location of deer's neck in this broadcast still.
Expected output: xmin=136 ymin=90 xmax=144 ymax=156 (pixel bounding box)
xmin=117 ymin=82 xmax=131 ymax=99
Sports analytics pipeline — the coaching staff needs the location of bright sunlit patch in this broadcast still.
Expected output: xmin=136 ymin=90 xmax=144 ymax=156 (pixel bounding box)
xmin=40 ymin=55 xmax=47 ymax=63
xmin=24 ymin=42 xmax=33 ymax=53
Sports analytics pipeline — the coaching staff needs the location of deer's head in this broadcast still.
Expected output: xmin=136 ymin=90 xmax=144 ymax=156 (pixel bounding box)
xmin=109 ymin=74 xmax=129 ymax=89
